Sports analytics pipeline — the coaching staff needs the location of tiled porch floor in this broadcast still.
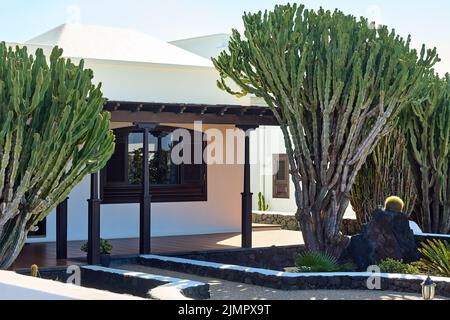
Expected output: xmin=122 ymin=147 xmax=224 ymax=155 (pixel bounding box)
xmin=12 ymin=230 xmax=303 ymax=270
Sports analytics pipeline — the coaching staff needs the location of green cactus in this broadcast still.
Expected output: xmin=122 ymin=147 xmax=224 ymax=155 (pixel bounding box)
xmin=213 ymin=4 xmax=438 ymax=254
xmin=0 ymin=43 xmax=115 ymax=269
xmin=351 ymin=128 xmax=417 ymax=225
xmin=403 ymin=75 xmax=450 ymax=234
xmin=258 ymin=192 xmax=269 ymax=211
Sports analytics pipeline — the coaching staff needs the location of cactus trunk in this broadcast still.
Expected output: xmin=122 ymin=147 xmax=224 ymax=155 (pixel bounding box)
xmin=351 ymin=128 xmax=416 ymax=226
xmin=0 ymin=43 xmax=115 ymax=269
xmin=213 ymin=4 xmax=437 ymax=255
xmin=405 ymin=76 xmax=450 ymax=234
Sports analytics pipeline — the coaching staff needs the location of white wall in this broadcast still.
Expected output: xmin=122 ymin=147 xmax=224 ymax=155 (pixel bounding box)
xmin=251 ymin=126 xmax=298 ymax=214
xmin=85 ymin=59 xmax=250 ymax=106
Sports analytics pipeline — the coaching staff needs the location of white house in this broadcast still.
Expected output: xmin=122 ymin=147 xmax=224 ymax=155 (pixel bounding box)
xmin=5 ymin=24 xmax=282 ymax=257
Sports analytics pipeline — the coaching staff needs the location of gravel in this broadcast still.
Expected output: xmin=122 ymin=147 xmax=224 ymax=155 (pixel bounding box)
xmin=119 ymin=265 xmax=448 ymax=301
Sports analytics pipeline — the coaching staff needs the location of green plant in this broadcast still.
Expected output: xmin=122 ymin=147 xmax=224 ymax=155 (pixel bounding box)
xmin=414 ymin=240 xmax=450 ymax=277
xmin=295 ymin=251 xmax=354 ymax=273
xmin=403 ymin=75 xmax=450 ymax=234
xmin=378 ymin=259 xmax=422 ymax=275
xmin=0 ymin=43 xmax=115 ymax=269
xmin=213 ymin=3 xmax=438 ymax=255
xmin=258 ymin=192 xmax=269 ymax=211
xmin=81 ymin=239 xmax=113 ymax=255
xmin=351 ymin=129 xmax=416 ymax=226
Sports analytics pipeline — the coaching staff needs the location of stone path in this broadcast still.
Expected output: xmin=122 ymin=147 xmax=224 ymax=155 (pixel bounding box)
xmin=119 ymin=265 xmax=448 ymax=301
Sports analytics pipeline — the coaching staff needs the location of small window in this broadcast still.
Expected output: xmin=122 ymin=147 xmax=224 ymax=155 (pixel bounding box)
xmin=273 ymin=154 xmax=290 ymax=199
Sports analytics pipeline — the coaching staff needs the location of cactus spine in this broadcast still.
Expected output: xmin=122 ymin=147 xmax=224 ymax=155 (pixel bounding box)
xmin=213 ymin=4 xmax=438 ymax=254
xmin=0 ymin=43 xmax=115 ymax=269
xmin=404 ymin=75 xmax=450 ymax=234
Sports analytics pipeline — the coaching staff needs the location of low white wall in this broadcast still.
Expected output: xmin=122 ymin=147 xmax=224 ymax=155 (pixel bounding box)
xmin=0 ymin=271 xmax=142 ymax=300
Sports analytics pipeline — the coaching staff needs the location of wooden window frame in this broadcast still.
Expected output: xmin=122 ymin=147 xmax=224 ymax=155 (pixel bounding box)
xmin=101 ymin=126 xmax=208 ymax=204
xmin=272 ymin=154 xmax=290 ymax=199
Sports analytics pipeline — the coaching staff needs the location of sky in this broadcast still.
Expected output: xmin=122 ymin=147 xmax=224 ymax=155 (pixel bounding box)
xmin=0 ymin=0 xmax=448 ymax=74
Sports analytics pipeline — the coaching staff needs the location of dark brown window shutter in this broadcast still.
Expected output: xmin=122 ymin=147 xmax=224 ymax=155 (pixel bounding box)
xmin=182 ymin=138 xmax=205 ymax=184
xmin=273 ymin=154 xmax=290 ymax=199
xmin=106 ymin=134 xmax=127 ymax=183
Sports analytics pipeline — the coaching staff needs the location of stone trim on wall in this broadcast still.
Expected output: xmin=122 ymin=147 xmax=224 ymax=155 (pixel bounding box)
xmin=174 ymin=245 xmax=306 ymax=271
xmin=81 ymin=266 xmax=210 ymax=300
xmin=140 ymin=255 xmax=450 ymax=297
xmin=253 ymin=212 xmax=360 ymax=236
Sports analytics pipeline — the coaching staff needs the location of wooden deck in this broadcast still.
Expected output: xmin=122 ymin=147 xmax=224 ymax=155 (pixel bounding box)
xmin=12 ymin=230 xmax=303 ymax=270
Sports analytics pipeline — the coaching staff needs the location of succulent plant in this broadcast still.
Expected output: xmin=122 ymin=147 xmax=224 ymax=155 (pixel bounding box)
xmin=0 ymin=43 xmax=115 ymax=269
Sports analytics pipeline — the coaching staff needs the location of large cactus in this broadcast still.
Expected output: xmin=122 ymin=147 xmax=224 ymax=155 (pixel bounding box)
xmin=350 ymin=128 xmax=416 ymax=226
xmin=405 ymin=75 xmax=450 ymax=234
xmin=213 ymin=4 xmax=438 ymax=255
xmin=0 ymin=43 xmax=115 ymax=269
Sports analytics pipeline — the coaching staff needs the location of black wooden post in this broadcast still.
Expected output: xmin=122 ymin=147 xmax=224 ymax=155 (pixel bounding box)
xmin=137 ymin=124 xmax=156 ymax=255
xmin=56 ymin=198 xmax=68 ymax=260
xmin=237 ymin=125 xmax=258 ymax=248
xmin=88 ymin=172 xmax=101 ymax=265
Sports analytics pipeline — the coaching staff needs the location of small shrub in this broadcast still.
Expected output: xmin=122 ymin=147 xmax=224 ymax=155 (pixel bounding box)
xmin=81 ymin=239 xmax=113 ymax=255
xmin=415 ymin=240 xmax=450 ymax=277
xmin=295 ymin=251 xmax=354 ymax=273
xmin=378 ymin=259 xmax=422 ymax=275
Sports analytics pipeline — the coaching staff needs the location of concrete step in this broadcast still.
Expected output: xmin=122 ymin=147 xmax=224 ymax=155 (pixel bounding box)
xmin=252 ymin=223 xmax=282 ymax=231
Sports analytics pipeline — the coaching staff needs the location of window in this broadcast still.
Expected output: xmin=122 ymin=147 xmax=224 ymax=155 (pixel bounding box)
xmin=101 ymin=126 xmax=207 ymax=204
xmin=273 ymin=154 xmax=290 ymax=199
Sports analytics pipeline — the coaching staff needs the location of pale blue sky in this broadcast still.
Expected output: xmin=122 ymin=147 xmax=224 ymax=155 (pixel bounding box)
xmin=0 ymin=0 xmax=448 ymax=73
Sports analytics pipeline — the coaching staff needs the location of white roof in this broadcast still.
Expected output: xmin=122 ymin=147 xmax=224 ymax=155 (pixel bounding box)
xmin=170 ymin=33 xmax=230 ymax=59
xmin=25 ymin=24 xmax=213 ymax=67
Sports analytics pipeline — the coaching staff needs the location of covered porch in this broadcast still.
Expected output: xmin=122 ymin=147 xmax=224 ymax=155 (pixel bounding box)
xmin=13 ymin=228 xmax=303 ymax=269
xmin=14 ymin=100 xmax=285 ymax=269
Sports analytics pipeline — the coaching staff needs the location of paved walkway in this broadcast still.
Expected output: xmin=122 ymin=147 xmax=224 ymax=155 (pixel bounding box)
xmin=120 ymin=265 xmax=448 ymax=301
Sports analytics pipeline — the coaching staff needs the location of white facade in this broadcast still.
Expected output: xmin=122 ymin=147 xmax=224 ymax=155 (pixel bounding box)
xmin=11 ymin=24 xmax=255 ymax=243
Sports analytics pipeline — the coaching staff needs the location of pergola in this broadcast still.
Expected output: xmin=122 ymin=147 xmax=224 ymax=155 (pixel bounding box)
xmin=55 ymin=100 xmax=279 ymax=265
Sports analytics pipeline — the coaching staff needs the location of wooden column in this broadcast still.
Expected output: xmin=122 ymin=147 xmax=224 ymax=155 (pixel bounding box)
xmin=238 ymin=125 xmax=258 ymax=248
xmin=56 ymin=198 xmax=68 ymax=260
xmin=137 ymin=124 xmax=156 ymax=255
xmin=87 ymin=172 xmax=101 ymax=265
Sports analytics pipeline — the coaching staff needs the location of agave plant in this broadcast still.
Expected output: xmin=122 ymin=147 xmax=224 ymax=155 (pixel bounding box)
xmin=295 ymin=251 xmax=354 ymax=273
xmin=415 ymin=240 xmax=450 ymax=277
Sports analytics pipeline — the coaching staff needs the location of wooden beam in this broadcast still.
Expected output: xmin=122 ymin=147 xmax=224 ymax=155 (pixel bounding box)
xmin=178 ymin=106 xmax=187 ymax=115
xmin=137 ymin=123 xmax=157 ymax=255
xmin=237 ymin=125 xmax=259 ymax=248
xmin=56 ymin=198 xmax=68 ymax=260
xmin=87 ymin=173 xmax=101 ymax=265
xmin=200 ymin=106 xmax=208 ymax=115
xmin=105 ymin=101 xmax=279 ymax=126
xmin=218 ymin=107 xmax=229 ymax=116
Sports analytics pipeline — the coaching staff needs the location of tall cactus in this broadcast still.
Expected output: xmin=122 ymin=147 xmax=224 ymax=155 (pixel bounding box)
xmin=0 ymin=43 xmax=115 ymax=269
xmin=351 ymin=128 xmax=416 ymax=225
xmin=404 ymin=75 xmax=450 ymax=234
xmin=213 ymin=4 xmax=438 ymax=255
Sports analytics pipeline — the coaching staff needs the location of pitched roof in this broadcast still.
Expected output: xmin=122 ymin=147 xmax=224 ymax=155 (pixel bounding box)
xmin=25 ymin=24 xmax=213 ymax=67
xmin=170 ymin=33 xmax=230 ymax=59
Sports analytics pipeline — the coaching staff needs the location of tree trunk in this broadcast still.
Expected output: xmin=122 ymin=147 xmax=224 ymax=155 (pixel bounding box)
xmin=0 ymin=214 xmax=29 ymax=270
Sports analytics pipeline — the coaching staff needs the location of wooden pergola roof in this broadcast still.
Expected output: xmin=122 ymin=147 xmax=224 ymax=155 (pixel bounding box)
xmin=104 ymin=100 xmax=278 ymax=126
